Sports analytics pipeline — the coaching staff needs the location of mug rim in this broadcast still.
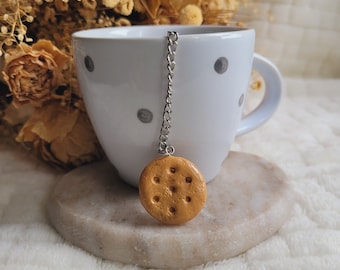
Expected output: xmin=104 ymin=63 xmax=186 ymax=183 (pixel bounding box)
xmin=72 ymin=25 xmax=252 ymax=40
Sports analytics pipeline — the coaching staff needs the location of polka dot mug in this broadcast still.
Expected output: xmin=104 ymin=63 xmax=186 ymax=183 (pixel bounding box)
xmin=72 ymin=25 xmax=282 ymax=188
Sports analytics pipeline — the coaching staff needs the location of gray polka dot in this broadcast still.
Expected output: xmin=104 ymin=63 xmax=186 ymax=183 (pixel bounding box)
xmin=137 ymin=108 xmax=153 ymax=123
xmin=214 ymin=57 xmax=228 ymax=74
xmin=238 ymin=93 xmax=245 ymax=107
xmin=84 ymin=56 xmax=94 ymax=72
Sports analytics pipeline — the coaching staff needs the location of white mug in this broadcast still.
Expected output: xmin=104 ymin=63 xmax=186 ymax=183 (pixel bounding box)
xmin=72 ymin=25 xmax=282 ymax=188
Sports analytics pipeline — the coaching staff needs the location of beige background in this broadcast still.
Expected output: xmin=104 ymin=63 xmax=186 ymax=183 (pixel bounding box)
xmin=245 ymin=0 xmax=340 ymax=78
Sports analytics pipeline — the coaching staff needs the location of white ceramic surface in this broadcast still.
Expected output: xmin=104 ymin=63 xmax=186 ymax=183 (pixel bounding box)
xmin=72 ymin=25 xmax=282 ymax=187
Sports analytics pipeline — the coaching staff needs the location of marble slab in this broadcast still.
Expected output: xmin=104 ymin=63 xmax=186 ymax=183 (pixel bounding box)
xmin=47 ymin=152 xmax=294 ymax=269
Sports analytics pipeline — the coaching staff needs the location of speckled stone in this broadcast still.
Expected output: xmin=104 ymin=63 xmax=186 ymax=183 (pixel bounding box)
xmin=47 ymin=152 xmax=294 ymax=269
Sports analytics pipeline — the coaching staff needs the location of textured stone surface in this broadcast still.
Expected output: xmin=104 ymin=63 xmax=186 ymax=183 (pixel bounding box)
xmin=48 ymin=151 xmax=294 ymax=269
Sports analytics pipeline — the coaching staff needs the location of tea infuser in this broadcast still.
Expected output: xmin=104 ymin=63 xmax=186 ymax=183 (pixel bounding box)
xmin=139 ymin=31 xmax=207 ymax=225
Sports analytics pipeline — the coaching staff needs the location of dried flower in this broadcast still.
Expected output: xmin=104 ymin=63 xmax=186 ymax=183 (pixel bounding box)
xmin=114 ymin=0 xmax=134 ymax=16
xmin=16 ymin=101 xmax=104 ymax=170
xmin=201 ymin=0 xmax=239 ymax=24
xmin=0 ymin=0 xmax=35 ymax=55
xmin=115 ymin=17 xmax=132 ymax=26
xmin=102 ymin=0 xmax=120 ymax=8
xmin=3 ymin=40 xmax=68 ymax=107
xmin=135 ymin=0 xmax=161 ymax=20
xmin=81 ymin=0 xmax=97 ymax=10
xmin=133 ymin=0 xmax=146 ymax=13
xmin=178 ymin=4 xmax=203 ymax=25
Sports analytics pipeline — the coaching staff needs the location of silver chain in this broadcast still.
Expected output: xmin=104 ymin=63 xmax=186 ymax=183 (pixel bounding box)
xmin=158 ymin=31 xmax=179 ymax=155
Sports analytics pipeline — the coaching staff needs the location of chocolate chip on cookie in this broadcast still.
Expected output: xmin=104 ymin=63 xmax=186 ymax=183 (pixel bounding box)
xmin=139 ymin=155 xmax=207 ymax=225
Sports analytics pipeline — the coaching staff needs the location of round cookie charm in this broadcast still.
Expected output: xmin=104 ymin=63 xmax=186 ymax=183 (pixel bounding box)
xmin=139 ymin=155 xmax=207 ymax=225
xmin=139 ymin=31 xmax=206 ymax=225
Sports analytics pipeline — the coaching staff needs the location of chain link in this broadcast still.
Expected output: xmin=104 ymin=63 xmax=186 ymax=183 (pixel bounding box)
xmin=158 ymin=31 xmax=179 ymax=155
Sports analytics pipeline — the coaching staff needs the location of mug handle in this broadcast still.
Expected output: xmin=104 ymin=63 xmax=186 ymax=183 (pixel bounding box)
xmin=236 ymin=53 xmax=282 ymax=136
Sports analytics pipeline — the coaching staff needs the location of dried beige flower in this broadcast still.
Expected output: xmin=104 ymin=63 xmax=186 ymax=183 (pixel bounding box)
xmin=81 ymin=0 xmax=97 ymax=10
xmin=139 ymin=0 xmax=203 ymax=24
xmin=133 ymin=0 xmax=145 ymax=13
xmin=162 ymin=0 xmax=202 ymax=12
xmin=201 ymin=0 xmax=239 ymax=24
xmin=134 ymin=0 xmax=161 ymax=23
xmin=115 ymin=17 xmax=132 ymax=26
xmin=3 ymin=40 xmax=68 ymax=107
xmin=0 ymin=0 xmax=35 ymax=54
xmin=114 ymin=0 xmax=134 ymax=16
xmin=16 ymin=101 xmax=104 ymax=170
xmin=79 ymin=8 xmax=98 ymax=21
xmin=178 ymin=4 xmax=203 ymax=25
xmin=102 ymin=0 xmax=120 ymax=8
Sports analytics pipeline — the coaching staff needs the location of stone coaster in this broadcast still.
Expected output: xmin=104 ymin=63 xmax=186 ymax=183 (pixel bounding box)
xmin=47 ymin=152 xmax=294 ymax=269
